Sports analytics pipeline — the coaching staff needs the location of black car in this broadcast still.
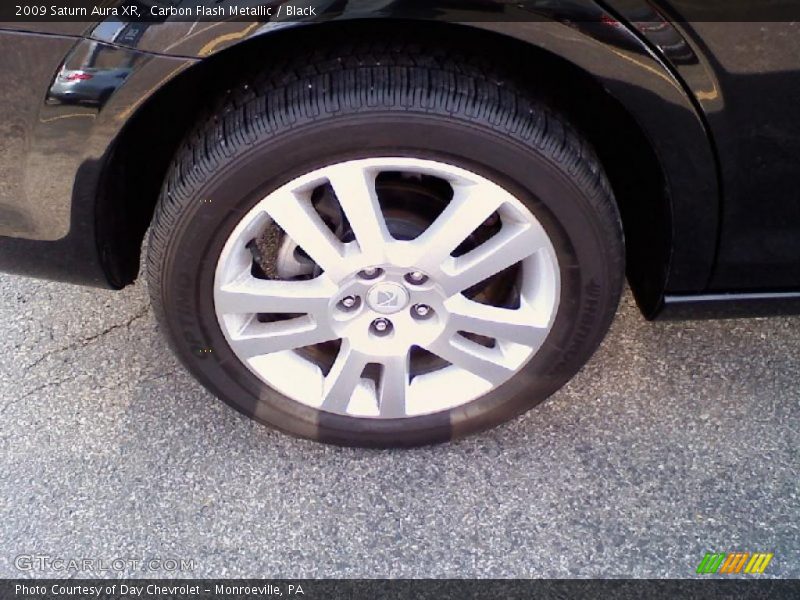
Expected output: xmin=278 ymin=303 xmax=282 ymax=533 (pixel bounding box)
xmin=2 ymin=2 xmax=799 ymax=446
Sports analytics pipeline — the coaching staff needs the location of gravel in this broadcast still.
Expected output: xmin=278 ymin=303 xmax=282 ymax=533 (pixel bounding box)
xmin=0 ymin=273 xmax=798 ymax=578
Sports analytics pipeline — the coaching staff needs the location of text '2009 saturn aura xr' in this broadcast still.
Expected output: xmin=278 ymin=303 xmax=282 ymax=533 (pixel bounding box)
xmin=2 ymin=1 xmax=799 ymax=446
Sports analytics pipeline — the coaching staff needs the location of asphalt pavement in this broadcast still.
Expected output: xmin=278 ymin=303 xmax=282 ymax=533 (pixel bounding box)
xmin=0 ymin=273 xmax=798 ymax=578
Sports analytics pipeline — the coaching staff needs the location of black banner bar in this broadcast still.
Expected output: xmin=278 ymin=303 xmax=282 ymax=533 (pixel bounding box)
xmin=5 ymin=0 xmax=800 ymax=23
xmin=3 ymin=579 xmax=800 ymax=600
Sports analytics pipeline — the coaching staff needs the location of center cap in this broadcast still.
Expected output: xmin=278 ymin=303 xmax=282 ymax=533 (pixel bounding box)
xmin=366 ymin=282 xmax=410 ymax=315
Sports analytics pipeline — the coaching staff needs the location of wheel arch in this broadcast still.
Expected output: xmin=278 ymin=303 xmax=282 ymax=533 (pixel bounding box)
xmin=97 ymin=17 xmax=717 ymax=318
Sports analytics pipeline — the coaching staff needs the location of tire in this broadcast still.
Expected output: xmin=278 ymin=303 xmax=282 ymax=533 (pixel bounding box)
xmin=146 ymin=36 xmax=624 ymax=447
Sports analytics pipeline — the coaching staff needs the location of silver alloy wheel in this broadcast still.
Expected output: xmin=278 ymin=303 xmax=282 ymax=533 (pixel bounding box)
xmin=214 ymin=158 xmax=560 ymax=418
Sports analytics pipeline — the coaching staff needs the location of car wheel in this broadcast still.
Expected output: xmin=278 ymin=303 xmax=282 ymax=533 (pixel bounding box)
xmin=146 ymin=39 xmax=624 ymax=447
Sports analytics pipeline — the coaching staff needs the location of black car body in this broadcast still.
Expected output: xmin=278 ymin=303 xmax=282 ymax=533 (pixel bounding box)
xmin=1 ymin=1 xmax=799 ymax=445
xmin=3 ymin=2 xmax=799 ymax=319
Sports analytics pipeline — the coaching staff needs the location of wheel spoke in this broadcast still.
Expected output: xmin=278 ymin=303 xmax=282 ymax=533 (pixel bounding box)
xmin=265 ymin=190 xmax=348 ymax=281
xmin=320 ymin=341 xmax=369 ymax=414
xmin=411 ymin=182 xmax=505 ymax=270
xmin=377 ymin=354 xmax=410 ymax=418
xmin=446 ymin=295 xmax=549 ymax=347
xmin=326 ymin=164 xmax=391 ymax=262
xmin=216 ymin=276 xmax=336 ymax=316
xmin=426 ymin=335 xmax=516 ymax=385
xmin=441 ymin=222 xmax=547 ymax=295
xmin=229 ymin=317 xmax=337 ymax=359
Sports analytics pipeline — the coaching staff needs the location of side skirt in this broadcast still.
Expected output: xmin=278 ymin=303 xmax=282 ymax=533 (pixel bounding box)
xmin=657 ymin=292 xmax=800 ymax=320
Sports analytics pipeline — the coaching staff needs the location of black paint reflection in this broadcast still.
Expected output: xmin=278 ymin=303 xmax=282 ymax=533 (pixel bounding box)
xmin=47 ymin=22 xmax=151 ymax=107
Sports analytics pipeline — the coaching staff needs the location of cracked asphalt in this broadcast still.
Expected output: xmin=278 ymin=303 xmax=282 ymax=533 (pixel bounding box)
xmin=0 ymin=272 xmax=798 ymax=578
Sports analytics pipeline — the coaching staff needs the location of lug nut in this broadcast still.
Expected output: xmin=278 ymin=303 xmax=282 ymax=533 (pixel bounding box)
xmin=405 ymin=271 xmax=429 ymax=285
xmin=413 ymin=304 xmax=432 ymax=318
xmin=340 ymin=295 xmax=358 ymax=310
xmin=359 ymin=267 xmax=382 ymax=280
xmin=372 ymin=318 xmax=392 ymax=335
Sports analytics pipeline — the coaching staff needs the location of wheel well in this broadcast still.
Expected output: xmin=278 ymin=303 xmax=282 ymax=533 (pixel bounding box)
xmin=99 ymin=20 xmax=669 ymax=314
